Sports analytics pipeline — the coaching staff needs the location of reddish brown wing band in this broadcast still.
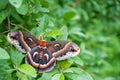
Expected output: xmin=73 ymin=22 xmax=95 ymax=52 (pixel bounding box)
xmin=26 ymin=46 xmax=56 ymax=73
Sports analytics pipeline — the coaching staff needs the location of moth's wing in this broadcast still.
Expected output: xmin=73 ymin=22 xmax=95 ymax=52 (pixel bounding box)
xmin=46 ymin=40 xmax=80 ymax=60
xmin=25 ymin=46 xmax=56 ymax=73
xmin=7 ymin=31 xmax=40 ymax=53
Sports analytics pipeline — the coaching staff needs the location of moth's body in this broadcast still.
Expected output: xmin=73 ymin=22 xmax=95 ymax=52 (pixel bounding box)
xmin=26 ymin=46 xmax=56 ymax=73
xmin=8 ymin=31 xmax=80 ymax=73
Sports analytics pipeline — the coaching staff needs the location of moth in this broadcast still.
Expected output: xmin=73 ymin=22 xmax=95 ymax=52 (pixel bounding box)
xmin=8 ymin=31 xmax=80 ymax=73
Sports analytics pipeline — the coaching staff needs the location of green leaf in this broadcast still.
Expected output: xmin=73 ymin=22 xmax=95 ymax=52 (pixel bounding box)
xmin=32 ymin=1 xmax=42 ymax=14
xmin=39 ymin=15 xmax=49 ymax=31
xmin=79 ymin=8 xmax=89 ymax=21
xmin=0 ymin=39 xmax=3 ymax=42
xmin=69 ymin=27 xmax=86 ymax=38
xmin=64 ymin=68 xmax=93 ymax=80
xmin=10 ymin=48 xmax=25 ymax=66
xmin=83 ymin=49 xmax=95 ymax=57
xmin=63 ymin=68 xmax=73 ymax=73
xmin=52 ymin=73 xmax=64 ymax=80
xmin=75 ymin=74 xmax=94 ymax=80
xmin=37 ymin=73 xmax=52 ymax=80
xmin=0 ymin=47 xmax=10 ymax=59
xmin=58 ymin=60 xmax=71 ymax=69
xmin=0 ymin=69 xmax=12 ymax=80
xmin=0 ymin=59 xmax=10 ymax=66
xmin=18 ymin=64 xmax=37 ymax=77
xmin=9 ymin=0 xmax=23 ymax=8
xmin=0 ymin=60 xmax=12 ymax=79
xmin=16 ymin=71 xmax=28 ymax=80
xmin=0 ymin=0 xmax=8 ymax=10
xmin=39 ymin=8 xmax=49 ymax=13
xmin=64 ymin=68 xmax=81 ymax=74
xmin=41 ymin=0 xmax=51 ymax=7
xmin=11 ymin=10 xmax=23 ymax=22
xmin=0 ymin=8 xmax=11 ymax=24
xmin=16 ymin=1 xmax=28 ymax=15
xmin=38 ymin=69 xmax=59 ymax=80
xmin=45 ymin=68 xmax=59 ymax=76
xmin=57 ymin=26 xmax=68 ymax=40
xmin=68 ymin=56 xmax=84 ymax=66
xmin=64 ymin=73 xmax=78 ymax=80
xmin=33 ymin=7 xmax=49 ymax=13
xmin=45 ymin=30 xmax=63 ymax=37
xmin=62 ymin=8 xmax=76 ymax=20
xmin=31 ymin=15 xmax=49 ymax=37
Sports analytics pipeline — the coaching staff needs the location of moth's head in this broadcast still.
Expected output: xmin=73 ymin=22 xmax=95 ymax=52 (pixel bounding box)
xmin=38 ymin=36 xmax=47 ymax=47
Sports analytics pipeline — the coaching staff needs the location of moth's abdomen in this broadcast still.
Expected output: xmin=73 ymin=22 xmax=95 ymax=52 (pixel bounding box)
xmin=25 ymin=46 xmax=56 ymax=73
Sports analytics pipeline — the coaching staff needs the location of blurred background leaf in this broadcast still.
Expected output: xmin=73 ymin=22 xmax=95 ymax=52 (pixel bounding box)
xmin=9 ymin=0 xmax=23 ymax=8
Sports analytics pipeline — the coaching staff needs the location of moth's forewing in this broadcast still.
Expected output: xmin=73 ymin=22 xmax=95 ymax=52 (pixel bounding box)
xmin=8 ymin=31 xmax=40 ymax=53
xmin=46 ymin=40 xmax=80 ymax=60
xmin=26 ymin=46 xmax=56 ymax=73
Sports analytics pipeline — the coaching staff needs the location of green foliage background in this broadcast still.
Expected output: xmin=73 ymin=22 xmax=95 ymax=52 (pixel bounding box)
xmin=0 ymin=0 xmax=120 ymax=80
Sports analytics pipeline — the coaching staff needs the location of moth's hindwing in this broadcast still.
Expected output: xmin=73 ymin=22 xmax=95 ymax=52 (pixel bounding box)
xmin=7 ymin=31 xmax=39 ymax=53
xmin=46 ymin=40 xmax=80 ymax=60
xmin=26 ymin=46 xmax=56 ymax=73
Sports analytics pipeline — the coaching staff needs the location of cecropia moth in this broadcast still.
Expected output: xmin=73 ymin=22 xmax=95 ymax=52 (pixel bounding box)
xmin=8 ymin=31 xmax=80 ymax=73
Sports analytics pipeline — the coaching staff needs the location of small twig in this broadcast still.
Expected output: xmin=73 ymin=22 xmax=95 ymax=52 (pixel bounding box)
xmin=10 ymin=23 xmax=17 ymax=26
xmin=11 ymin=23 xmax=30 ymax=32
xmin=8 ymin=16 xmax=11 ymax=32
xmin=0 ymin=30 xmax=9 ymax=35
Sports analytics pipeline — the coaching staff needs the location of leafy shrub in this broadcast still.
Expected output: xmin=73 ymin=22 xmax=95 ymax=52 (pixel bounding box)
xmin=0 ymin=0 xmax=120 ymax=80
